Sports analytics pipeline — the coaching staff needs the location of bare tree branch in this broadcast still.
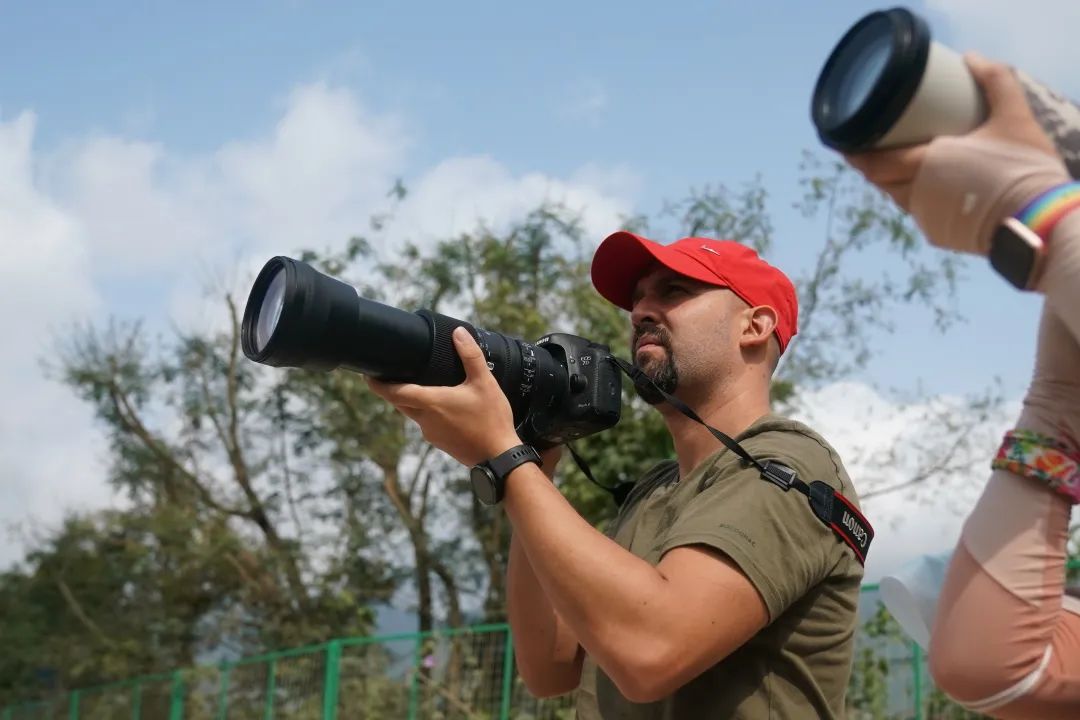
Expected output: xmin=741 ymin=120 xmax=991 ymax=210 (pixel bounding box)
xmin=55 ymin=577 xmax=116 ymax=649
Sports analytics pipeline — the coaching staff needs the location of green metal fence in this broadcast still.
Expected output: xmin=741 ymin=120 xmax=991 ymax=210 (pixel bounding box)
xmin=5 ymin=564 xmax=1078 ymax=719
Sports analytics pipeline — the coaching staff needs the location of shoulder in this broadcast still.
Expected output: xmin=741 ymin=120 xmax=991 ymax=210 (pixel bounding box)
xmin=610 ymin=458 xmax=678 ymax=524
xmin=702 ymin=413 xmax=858 ymax=504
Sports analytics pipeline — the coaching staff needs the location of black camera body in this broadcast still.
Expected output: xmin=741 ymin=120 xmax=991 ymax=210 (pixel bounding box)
xmin=521 ymin=333 xmax=621 ymax=447
xmin=241 ymin=256 xmax=622 ymax=449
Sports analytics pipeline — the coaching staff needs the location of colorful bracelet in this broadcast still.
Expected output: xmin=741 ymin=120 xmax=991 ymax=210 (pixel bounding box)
xmin=1015 ymin=181 xmax=1080 ymax=241
xmin=992 ymin=429 xmax=1080 ymax=504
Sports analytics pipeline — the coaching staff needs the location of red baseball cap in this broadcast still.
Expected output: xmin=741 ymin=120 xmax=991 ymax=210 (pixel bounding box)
xmin=590 ymin=231 xmax=799 ymax=353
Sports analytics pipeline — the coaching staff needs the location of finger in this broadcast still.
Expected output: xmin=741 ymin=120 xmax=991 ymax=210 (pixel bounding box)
xmin=843 ymin=145 xmax=927 ymax=185
xmin=965 ymin=52 xmax=1056 ymax=155
xmin=965 ymin=52 xmax=1031 ymax=123
xmin=540 ymin=445 xmax=562 ymax=464
xmin=365 ymin=376 xmax=431 ymax=409
xmin=396 ymin=405 xmax=426 ymax=424
xmin=452 ymin=326 xmax=492 ymax=382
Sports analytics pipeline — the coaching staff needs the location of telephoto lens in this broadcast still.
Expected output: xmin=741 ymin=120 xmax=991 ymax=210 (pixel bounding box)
xmin=242 ymin=255 xmax=564 ymax=420
xmin=812 ymin=5 xmax=1080 ymax=178
xmin=240 ymin=255 xmax=622 ymax=446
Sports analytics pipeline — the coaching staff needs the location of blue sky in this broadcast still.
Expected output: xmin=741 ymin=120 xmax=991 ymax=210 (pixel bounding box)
xmin=2 ymin=0 xmax=1078 ymax=578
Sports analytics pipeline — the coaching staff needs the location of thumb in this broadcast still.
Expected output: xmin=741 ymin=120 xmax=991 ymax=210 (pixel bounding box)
xmin=453 ymin=326 xmax=491 ymax=380
xmin=965 ymin=52 xmax=1029 ymax=122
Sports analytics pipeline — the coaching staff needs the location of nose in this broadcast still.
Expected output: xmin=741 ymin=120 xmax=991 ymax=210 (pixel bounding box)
xmin=630 ymin=293 xmax=659 ymax=327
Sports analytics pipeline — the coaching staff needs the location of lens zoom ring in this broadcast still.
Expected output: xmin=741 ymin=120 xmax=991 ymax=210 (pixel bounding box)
xmin=415 ymin=312 xmax=471 ymax=386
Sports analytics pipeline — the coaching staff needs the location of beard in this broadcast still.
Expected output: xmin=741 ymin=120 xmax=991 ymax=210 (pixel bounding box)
xmin=631 ymin=324 xmax=678 ymax=406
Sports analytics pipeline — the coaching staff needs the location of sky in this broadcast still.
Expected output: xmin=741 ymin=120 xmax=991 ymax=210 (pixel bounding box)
xmin=2 ymin=0 xmax=1079 ymax=588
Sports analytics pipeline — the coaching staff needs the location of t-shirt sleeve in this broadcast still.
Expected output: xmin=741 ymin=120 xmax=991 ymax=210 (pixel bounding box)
xmin=657 ymin=446 xmax=841 ymax=622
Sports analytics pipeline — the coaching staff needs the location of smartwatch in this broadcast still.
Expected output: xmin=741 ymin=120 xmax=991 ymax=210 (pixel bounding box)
xmin=470 ymin=444 xmax=542 ymax=505
xmin=989 ymin=217 xmax=1047 ymax=291
xmin=990 ymin=181 xmax=1080 ymax=291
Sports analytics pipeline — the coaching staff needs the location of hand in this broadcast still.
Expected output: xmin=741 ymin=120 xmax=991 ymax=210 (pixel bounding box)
xmin=366 ymin=326 xmax=522 ymax=467
xmin=538 ymin=445 xmax=564 ymax=480
xmin=844 ymin=52 xmax=1058 ymax=211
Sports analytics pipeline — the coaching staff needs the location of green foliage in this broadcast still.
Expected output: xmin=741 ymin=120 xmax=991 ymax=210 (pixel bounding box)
xmin=847 ymin=604 xmax=906 ymax=719
xmin=781 ymin=152 xmax=962 ymax=388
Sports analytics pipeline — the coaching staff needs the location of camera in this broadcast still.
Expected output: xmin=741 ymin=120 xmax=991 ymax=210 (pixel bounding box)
xmin=240 ymin=255 xmax=622 ymax=447
xmin=811 ymin=6 xmax=1080 ymax=178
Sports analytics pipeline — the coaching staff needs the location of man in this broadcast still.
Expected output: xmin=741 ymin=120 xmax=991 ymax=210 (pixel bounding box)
xmin=368 ymin=231 xmax=866 ymax=719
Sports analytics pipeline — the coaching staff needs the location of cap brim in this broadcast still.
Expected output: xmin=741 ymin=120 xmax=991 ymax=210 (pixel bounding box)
xmin=590 ymin=231 xmax=726 ymax=310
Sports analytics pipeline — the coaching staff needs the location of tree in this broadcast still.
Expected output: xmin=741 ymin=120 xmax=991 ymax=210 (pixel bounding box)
xmin=0 ymin=296 xmax=399 ymax=700
xmin=0 ymin=508 xmax=250 ymax=702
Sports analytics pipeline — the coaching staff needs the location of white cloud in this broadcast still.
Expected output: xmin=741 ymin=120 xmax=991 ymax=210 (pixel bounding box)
xmin=57 ymin=136 xmax=213 ymax=275
xmin=389 ymin=154 xmax=638 ymax=249
xmin=789 ymin=381 xmax=1021 ymax=582
xmin=41 ymin=83 xmax=410 ymax=284
xmin=924 ymin=0 xmax=1080 ymax=95
xmin=0 ymin=111 xmax=113 ymax=569
xmin=214 ymin=82 xmax=410 ymax=257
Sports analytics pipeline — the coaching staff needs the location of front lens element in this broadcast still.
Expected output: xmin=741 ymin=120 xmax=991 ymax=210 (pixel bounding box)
xmin=819 ymin=15 xmax=894 ymax=128
xmin=834 ymin=29 xmax=892 ymax=122
xmin=256 ymin=269 xmax=286 ymax=353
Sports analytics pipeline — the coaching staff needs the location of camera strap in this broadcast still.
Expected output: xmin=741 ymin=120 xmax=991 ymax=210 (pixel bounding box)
xmin=567 ymin=357 xmax=873 ymax=566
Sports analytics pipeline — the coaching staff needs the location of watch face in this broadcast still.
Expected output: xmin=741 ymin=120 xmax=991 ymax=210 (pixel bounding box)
xmin=989 ymin=219 xmax=1042 ymax=290
xmin=470 ymin=465 xmax=499 ymax=505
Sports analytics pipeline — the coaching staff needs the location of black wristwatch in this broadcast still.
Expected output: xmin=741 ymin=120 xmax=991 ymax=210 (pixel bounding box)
xmin=989 ymin=217 xmax=1048 ymax=291
xmin=470 ymin=444 xmax=542 ymax=505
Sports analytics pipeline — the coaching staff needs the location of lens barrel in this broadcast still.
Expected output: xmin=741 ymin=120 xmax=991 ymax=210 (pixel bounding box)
xmin=241 ymin=256 xmax=566 ymax=427
xmin=242 ymin=256 xmax=436 ymax=376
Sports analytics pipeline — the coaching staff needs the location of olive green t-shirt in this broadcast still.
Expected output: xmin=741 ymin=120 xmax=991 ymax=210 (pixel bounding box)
xmin=575 ymin=414 xmax=864 ymax=720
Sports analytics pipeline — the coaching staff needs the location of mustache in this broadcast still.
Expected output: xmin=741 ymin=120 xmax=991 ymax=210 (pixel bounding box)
xmin=632 ymin=324 xmax=672 ymax=352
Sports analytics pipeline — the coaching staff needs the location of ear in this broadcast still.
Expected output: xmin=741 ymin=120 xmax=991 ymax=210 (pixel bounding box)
xmin=739 ymin=305 xmax=778 ymax=352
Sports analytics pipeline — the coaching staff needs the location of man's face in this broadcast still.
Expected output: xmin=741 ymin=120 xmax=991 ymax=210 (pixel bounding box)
xmin=628 ymin=265 xmax=744 ymax=405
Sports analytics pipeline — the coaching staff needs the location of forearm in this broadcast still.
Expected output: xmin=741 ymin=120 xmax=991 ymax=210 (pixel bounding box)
xmin=503 ymin=464 xmax=679 ymax=688
xmin=507 ymin=531 xmax=583 ymax=696
xmin=1039 ymin=210 xmax=1080 ymax=343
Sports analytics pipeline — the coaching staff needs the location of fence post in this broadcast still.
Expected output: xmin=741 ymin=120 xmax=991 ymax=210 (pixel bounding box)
xmin=264 ymin=657 xmax=277 ymax=720
xmin=406 ymin=635 xmax=425 ymax=720
xmin=131 ymin=680 xmax=143 ymax=720
xmin=911 ymin=641 xmax=924 ymax=720
xmin=322 ymin=640 xmax=342 ymax=720
xmin=168 ymin=671 xmax=184 ymax=720
xmin=499 ymin=627 xmax=515 ymax=720
xmin=216 ymin=664 xmax=232 ymax=720
xmin=68 ymin=690 xmax=80 ymax=720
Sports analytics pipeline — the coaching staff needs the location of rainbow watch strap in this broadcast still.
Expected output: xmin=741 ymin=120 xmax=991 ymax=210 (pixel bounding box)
xmin=1015 ymin=181 xmax=1080 ymax=240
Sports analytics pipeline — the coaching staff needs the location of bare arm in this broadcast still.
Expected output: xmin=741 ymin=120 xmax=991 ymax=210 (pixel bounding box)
xmin=506 ymin=447 xmax=583 ymax=697
xmin=504 ymin=463 xmax=768 ymax=704
xmin=508 ymin=532 xmax=584 ymax=696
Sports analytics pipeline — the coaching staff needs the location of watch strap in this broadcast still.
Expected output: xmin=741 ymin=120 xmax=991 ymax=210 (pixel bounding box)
xmin=1015 ymin=180 xmax=1080 ymax=241
xmin=486 ymin=444 xmax=542 ymax=482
